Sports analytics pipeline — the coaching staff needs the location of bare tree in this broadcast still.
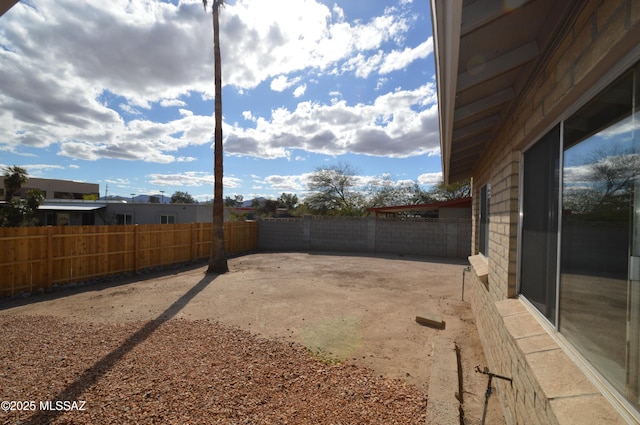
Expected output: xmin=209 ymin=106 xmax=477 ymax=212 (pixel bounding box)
xmin=564 ymin=145 xmax=640 ymax=220
xmin=306 ymin=163 xmax=365 ymax=216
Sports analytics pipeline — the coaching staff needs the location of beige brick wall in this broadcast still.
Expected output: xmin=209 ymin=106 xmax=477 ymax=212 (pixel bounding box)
xmin=468 ymin=0 xmax=640 ymax=423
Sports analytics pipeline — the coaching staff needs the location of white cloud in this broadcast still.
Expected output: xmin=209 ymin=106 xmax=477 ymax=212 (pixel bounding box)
xmin=417 ymin=172 xmax=442 ymax=186
xmin=160 ymin=99 xmax=187 ymax=108
xmin=293 ymin=84 xmax=307 ymax=98
xmin=147 ymin=171 xmax=242 ymax=188
xmin=226 ymin=83 xmax=440 ymax=159
xmin=8 ymin=164 xmax=65 ymax=177
xmin=341 ymin=52 xmax=384 ymax=79
xmin=0 ymin=0 xmax=433 ymax=165
xmin=270 ymin=75 xmax=301 ymax=92
xmin=380 ymin=38 xmax=433 ymax=74
xmin=220 ymin=0 xmax=416 ymax=89
xmin=105 ymin=178 xmax=130 ymax=187
xmin=261 ymin=173 xmax=312 ymax=192
xmin=119 ymin=103 xmax=143 ymax=115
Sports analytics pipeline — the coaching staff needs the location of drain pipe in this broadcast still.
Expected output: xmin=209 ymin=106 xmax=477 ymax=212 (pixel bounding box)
xmin=461 ymin=266 xmax=470 ymax=301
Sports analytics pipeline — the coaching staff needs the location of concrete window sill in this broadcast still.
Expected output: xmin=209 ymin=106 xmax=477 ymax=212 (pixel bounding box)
xmin=468 ymin=254 xmax=488 ymax=287
xmin=495 ymin=299 xmax=629 ymax=424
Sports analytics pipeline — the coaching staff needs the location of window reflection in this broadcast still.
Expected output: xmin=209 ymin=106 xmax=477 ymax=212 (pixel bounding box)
xmin=560 ymin=69 xmax=637 ymax=398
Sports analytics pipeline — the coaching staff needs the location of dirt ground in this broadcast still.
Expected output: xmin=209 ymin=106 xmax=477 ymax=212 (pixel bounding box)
xmin=0 ymin=252 xmax=505 ymax=424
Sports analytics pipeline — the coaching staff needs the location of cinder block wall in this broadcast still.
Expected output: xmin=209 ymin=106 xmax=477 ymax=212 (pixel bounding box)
xmin=309 ymin=217 xmax=368 ymax=252
xmin=257 ymin=216 xmax=471 ymax=258
xmin=256 ymin=218 xmax=308 ymax=251
xmin=469 ymin=1 xmax=640 ymax=424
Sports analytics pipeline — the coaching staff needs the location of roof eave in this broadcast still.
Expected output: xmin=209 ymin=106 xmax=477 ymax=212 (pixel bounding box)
xmin=0 ymin=0 xmax=19 ymax=17
xmin=430 ymin=0 xmax=462 ymax=185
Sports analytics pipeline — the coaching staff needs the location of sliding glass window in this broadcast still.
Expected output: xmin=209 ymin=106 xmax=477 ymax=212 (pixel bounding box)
xmin=521 ymin=63 xmax=640 ymax=411
xmin=520 ymin=125 xmax=560 ymax=324
xmin=560 ymin=68 xmax=638 ymax=405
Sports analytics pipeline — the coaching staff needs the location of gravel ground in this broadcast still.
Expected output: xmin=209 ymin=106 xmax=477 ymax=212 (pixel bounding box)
xmin=0 ymin=315 xmax=426 ymax=424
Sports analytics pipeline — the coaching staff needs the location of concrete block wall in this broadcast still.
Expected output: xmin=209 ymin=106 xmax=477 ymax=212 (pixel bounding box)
xmin=257 ymin=216 xmax=471 ymax=258
xmin=309 ymin=216 xmax=368 ymax=252
xmin=256 ymin=217 xmax=308 ymax=251
xmin=467 ymin=0 xmax=640 ymax=423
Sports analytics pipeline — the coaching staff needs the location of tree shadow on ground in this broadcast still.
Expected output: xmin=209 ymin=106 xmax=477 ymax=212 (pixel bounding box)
xmin=22 ymin=271 xmax=218 ymax=425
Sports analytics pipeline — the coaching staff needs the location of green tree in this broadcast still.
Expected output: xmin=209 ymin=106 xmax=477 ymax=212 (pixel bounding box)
xmin=170 ymin=191 xmax=196 ymax=204
xmin=204 ymin=0 xmax=228 ymax=274
xmin=224 ymin=194 xmax=243 ymax=207
xmin=306 ymin=162 xmax=365 ymax=216
xmin=277 ymin=193 xmax=298 ymax=210
xmin=3 ymin=165 xmax=28 ymax=200
xmin=251 ymin=198 xmax=278 ymax=217
xmin=1 ymin=167 xmax=43 ymax=227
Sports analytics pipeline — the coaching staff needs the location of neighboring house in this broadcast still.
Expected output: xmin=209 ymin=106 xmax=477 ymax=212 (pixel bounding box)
xmin=0 ymin=177 xmax=99 ymax=201
xmin=0 ymin=177 xmax=213 ymax=226
xmin=35 ymin=200 xmax=213 ymax=226
xmin=431 ymin=1 xmax=640 ymax=424
xmin=367 ymin=197 xmax=471 ymax=219
xmin=103 ymin=202 xmax=212 ymax=225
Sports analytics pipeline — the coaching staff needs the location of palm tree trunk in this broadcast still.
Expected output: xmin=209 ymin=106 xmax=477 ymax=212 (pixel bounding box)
xmin=207 ymin=0 xmax=228 ymax=274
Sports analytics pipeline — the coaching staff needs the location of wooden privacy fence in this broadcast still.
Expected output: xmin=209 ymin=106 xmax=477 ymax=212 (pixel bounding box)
xmin=0 ymin=221 xmax=257 ymax=297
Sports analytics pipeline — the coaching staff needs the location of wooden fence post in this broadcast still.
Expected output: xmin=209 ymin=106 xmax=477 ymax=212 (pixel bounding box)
xmin=134 ymin=224 xmax=139 ymax=272
xmin=47 ymin=226 xmax=53 ymax=289
xmin=190 ymin=222 xmax=195 ymax=262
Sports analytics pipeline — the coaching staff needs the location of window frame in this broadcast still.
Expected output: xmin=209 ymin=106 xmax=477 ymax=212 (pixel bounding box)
xmin=115 ymin=213 xmax=133 ymax=225
xmin=478 ymin=184 xmax=490 ymax=257
xmin=160 ymin=214 xmax=176 ymax=224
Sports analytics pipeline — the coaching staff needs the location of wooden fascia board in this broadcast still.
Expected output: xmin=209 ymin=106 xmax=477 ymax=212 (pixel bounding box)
xmin=0 ymin=0 xmax=19 ymax=17
xmin=430 ymin=0 xmax=462 ymax=185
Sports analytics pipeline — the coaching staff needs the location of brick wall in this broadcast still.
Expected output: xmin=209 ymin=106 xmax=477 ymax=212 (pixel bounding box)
xmin=469 ymin=0 xmax=640 ymax=423
xmin=257 ymin=216 xmax=471 ymax=258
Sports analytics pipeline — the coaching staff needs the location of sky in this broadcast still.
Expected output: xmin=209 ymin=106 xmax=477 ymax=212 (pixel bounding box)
xmin=0 ymin=0 xmax=442 ymax=202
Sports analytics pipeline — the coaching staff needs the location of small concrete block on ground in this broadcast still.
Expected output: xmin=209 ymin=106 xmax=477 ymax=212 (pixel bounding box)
xmin=416 ymin=313 xmax=446 ymax=330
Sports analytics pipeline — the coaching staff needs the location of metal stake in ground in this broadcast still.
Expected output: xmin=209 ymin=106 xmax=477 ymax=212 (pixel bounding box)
xmin=475 ymin=365 xmax=512 ymax=425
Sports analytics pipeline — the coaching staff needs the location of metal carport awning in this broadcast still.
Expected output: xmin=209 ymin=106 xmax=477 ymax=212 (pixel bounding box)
xmin=38 ymin=204 xmax=107 ymax=211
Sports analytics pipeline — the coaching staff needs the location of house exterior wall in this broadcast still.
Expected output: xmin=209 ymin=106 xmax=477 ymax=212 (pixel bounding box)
xmin=0 ymin=177 xmax=99 ymax=201
xmin=102 ymin=203 xmax=213 ymax=225
xmin=468 ymin=1 xmax=640 ymax=424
